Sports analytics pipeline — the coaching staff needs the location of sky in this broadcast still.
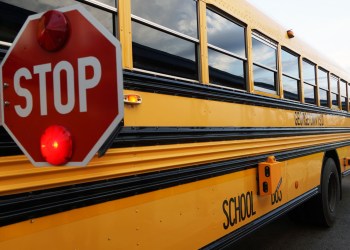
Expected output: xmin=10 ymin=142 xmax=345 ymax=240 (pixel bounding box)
xmin=246 ymin=0 xmax=350 ymax=73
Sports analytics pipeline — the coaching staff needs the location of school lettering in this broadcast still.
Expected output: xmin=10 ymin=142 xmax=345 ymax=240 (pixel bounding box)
xmin=222 ymin=191 xmax=256 ymax=230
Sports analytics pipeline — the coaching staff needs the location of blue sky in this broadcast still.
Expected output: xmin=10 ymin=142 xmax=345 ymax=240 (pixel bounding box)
xmin=246 ymin=0 xmax=350 ymax=73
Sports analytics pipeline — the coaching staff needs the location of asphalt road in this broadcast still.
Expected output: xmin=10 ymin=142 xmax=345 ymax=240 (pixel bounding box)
xmin=233 ymin=175 xmax=350 ymax=250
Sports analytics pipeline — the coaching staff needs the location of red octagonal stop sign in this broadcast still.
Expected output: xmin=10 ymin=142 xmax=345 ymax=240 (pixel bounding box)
xmin=0 ymin=5 xmax=123 ymax=166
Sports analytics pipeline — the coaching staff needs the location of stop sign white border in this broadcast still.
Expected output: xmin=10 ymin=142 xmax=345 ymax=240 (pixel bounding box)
xmin=0 ymin=5 xmax=124 ymax=166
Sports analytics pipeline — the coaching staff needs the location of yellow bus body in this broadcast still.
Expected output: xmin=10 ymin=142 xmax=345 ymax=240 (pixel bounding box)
xmin=1 ymin=0 xmax=350 ymax=249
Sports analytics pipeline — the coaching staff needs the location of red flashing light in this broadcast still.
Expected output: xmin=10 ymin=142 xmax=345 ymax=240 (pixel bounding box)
xmin=37 ymin=10 xmax=70 ymax=52
xmin=41 ymin=125 xmax=73 ymax=165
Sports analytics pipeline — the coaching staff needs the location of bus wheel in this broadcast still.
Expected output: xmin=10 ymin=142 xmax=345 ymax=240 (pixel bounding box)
xmin=315 ymin=158 xmax=340 ymax=227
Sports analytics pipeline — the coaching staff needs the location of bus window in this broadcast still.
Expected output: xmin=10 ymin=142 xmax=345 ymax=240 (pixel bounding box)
xmin=0 ymin=0 xmax=116 ymax=34
xmin=252 ymin=32 xmax=278 ymax=94
xmin=340 ymin=79 xmax=348 ymax=111
xmin=318 ymin=68 xmax=329 ymax=108
xmin=131 ymin=0 xmax=199 ymax=80
xmin=302 ymin=60 xmax=316 ymax=105
xmin=281 ymin=49 xmax=300 ymax=101
xmin=0 ymin=2 xmax=33 ymax=43
xmin=206 ymin=8 xmax=246 ymax=90
xmin=330 ymin=75 xmax=339 ymax=108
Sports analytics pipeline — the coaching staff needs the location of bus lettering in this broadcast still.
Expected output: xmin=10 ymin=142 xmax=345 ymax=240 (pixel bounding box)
xmin=294 ymin=112 xmax=324 ymax=126
xmin=271 ymin=190 xmax=283 ymax=205
xmin=222 ymin=191 xmax=256 ymax=230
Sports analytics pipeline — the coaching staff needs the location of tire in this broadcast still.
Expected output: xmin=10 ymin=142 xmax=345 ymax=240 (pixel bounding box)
xmin=314 ymin=158 xmax=340 ymax=227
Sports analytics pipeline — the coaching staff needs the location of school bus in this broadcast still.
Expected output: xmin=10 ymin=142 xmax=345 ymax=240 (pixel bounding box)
xmin=1 ymin=0 xmax=350 ymax=249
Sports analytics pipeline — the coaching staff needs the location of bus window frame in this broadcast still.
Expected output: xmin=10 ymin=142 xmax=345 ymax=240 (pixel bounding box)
xmin=302 ymin=59 xmax=317 ymax=105
xmin=281 ymin=47 xmax=300 ymax=102
xmin=330 ymin=74 xmax=340 ymax=109
xmin=251 ymin=31 xmax=279 ymax=95
xmin=340 ymin=79 xmax=348 ymax=111
xmin=130 ymin=0 xmax=200 ymax=82
xmin=206 ymin=6 xmax=247 ymax=91
xmin=317 ymin=67 xmax=330 ymax=108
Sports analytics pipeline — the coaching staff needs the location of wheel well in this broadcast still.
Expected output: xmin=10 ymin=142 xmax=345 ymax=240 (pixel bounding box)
xmin=323 ymin=150 xmax=342 ymax=200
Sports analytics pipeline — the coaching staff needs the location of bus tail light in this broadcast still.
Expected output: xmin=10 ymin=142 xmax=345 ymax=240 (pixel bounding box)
xmin=258 ymin=156 xmax=282 ymax=196
xmin=41 ymin=125 xmax=73 ymax=165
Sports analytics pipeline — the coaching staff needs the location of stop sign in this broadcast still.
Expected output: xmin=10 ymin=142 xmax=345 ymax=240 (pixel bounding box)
xmin=0 ymin=5 xmax=123 ymax=166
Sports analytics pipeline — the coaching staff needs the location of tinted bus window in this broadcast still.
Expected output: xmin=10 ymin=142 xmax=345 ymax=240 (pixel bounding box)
xmin=340 ymin=80 xmax=347 ymax=111
xmin=318 ymin=68 xmax=329 ymax=108
xmin=330 ymin=75 xmax=339 ymax=94
xmin=282 ymin=49 xmax=300 ymax=101
xmin=253 ymin=65 xmax=276 ymax=92
xmin=131 ymin=0 xmax=197 ymax=38
xmin=0 ymin=2 xmax=33 ymax=43
xmin=252 ymin=33 xmax=277 ymax=93
xmin=208 ymin=49 xmax=245 ymax=89
xmin=282 ymin=76 xmax=299 ymax=101
xmin=303 ymin=60 xmax=316 ymax=105
xmin=304 ymin=83 xmax=316 ymax=104
xmin=1 ymin=0 xmax=115 ymax=33
xmin=207 ymin=9 xmax=245 ymax=57
xmin=303 ymin=60 xmax=316 ymax=85
xmin=331 ymin=93 xmax=339 ymax=107
xmin=319 ymin=89 xmax=329 ymax=107
xmin=252 ymin=38 xmax=276 ymax=69
xmin=132 ymin=22 xmax=198 ymax=80
xmin=281 ymin=50 xmax=299 ymax=78
xmin=131 ymin=0 xmax=199 ymax=80
xmin=207 ymin=8 xmax=246 ymax=90
xmin=318 ymin=69 xmax=329 ymax=90
xmin=330 ymin=75 xmax=339 ymax=108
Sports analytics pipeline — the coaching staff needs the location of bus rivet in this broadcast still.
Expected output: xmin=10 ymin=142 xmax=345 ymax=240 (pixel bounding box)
xmin=3 ymin=83 xmax=9 ymax=88
xmin=4 ymin=101 xmax=10 ymax=106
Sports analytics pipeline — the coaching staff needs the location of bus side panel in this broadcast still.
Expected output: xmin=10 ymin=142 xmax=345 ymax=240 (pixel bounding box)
xmin=0 ymin=153 xmax=323 ymax=249
xmin=336 ymin=146 xmax=350 ymax=174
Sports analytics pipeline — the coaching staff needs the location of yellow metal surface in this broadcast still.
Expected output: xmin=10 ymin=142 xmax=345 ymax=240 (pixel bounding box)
xmin=198 ymin=0 xmax=209 ymax=84
xmin=124 ymin=90 xmax=349 ymax=128
xmin=335 ymin=146 xmax=350 ymax=173
xmin=1 ymin=132 xmax=349 ymax=195
xmin=245 ymin=26 xmax=254 ymax=92
xmin=299 ymin=56 xmax=305 ymax=103
xmin=0 ymin=153 xmax=323 ymax=249
xmin=1 ymin=0 xmax=350 ymax=247
xmin=277 ymin=45 xmax=283 ymax=97
xmin=118 ymin=0 xmax=133 ymax=69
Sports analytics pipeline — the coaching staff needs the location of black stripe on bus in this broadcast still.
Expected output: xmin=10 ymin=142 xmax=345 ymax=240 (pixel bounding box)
xmin=110 ymin=126 xmax=350 ymax=148
xmin=0 ymin=140 xmax=349 ymax=227
xmin=2 ymin=126 xmax=350 ymax=156
xmin=124 ymin=70 xmax=350 ymax=117
xmin=203 ymin=187 xmax=319 ymax=249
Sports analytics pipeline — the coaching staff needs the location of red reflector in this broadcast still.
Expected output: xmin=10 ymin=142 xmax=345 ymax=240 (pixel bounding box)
xmin=37 ymin=10 xmax=70 ymax=52
xmin=41 ymin=125 xmax=73 ymax=165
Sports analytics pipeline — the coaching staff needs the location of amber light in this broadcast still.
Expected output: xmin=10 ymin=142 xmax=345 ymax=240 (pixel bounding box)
xmin=287 ymin=29 xmax=295 ymax=39
xmin=41 ymin=125 xmax=73 ymax=165
xmin=37 ymin=10 xmax=70 ymax=51
xmin=124 ymin=94 xmax=142 ymax=104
